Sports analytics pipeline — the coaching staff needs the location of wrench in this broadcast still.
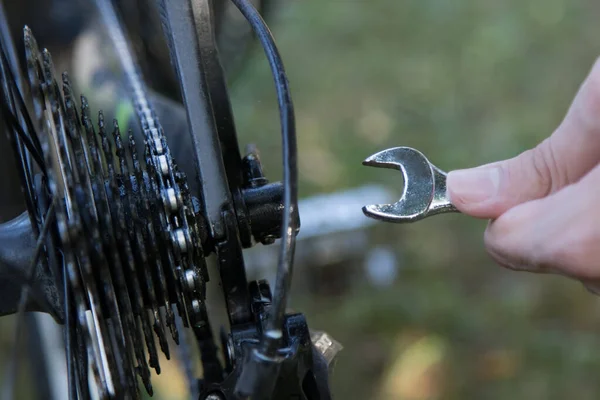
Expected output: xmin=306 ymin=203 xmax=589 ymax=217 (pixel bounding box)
xmin=362 ymin=147 xmax=459 ymax=223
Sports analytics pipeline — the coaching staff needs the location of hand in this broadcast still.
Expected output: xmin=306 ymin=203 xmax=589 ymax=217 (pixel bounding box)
xmin=446 ymin=57 xmax=600 ymax=293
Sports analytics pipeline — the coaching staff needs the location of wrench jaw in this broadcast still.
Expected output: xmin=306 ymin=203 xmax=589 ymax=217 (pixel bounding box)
xmin=362 ymin=149 xmax=411 ymax=222
xmin=361 ymin=147 xmax=435 ymax=223
xmin=362 ymin=203 xmax=426 ymax=223
xmin=362 ymin=148 xmax=408 ymax=170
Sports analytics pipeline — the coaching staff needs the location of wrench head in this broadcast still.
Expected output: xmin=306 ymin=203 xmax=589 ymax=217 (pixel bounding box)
xmin=361 ymin=147 xmax=435 ymax=223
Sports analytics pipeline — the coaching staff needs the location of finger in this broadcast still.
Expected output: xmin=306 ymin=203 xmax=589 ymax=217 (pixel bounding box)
xmin=447 ymin=56 xmax=600 ymax=219
xmin=484 ymin=163 xmax=600 ymax=280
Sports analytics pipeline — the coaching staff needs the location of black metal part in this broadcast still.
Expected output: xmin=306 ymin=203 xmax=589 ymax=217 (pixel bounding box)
xmin=156 ymin=0 xmax=252 ymax=326
xmin=242 ymin=183 xmax=284 ymax=245
xmin=2 ymin=16 xmax=216 ymax=394
xmin=0 ymin=212 xmax=62 ymax=317
xmin=92 ymin=0 xmax=227 ymax=394
xmin=214 ymin=209 xmax=254 ymax=325
xmin=199 ymin=280 xmax=332 ymax=400
xmin=0 ymin=0 xmax=338 ymax=397
xmin=0 ymin=0 xmax=65 ymax=326
xmin=240 ymin=146 xmax=294 ymax=245
xmin=156 ymin=0 xmax=234 ymax=239
xmin=242 ymin=146 xmax=268 ymax=188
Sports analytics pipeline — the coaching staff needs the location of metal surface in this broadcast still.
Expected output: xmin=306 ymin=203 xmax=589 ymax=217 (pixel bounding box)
xmin=93 ymin=0 xmax=209 ymax=330
xmin=0 ymin=212 xmax=61 ymax=317
xmin=91 ymin=2 xmax=229 ymax=394
xmin=15 ymin=17 xmax=217 ymax=394
xmin=200 ymin=280 xmax=332 ymax=400
xmin=156 ymin=0 xmax=233 ymax=239
xmin=362 ymin=147 xmax=459 ymax=223
xmin=156 ymin=0 xmax=252 ymax=326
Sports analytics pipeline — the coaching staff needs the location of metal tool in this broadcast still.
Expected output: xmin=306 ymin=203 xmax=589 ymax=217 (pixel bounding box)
xmin=362 ymin=147 xmax=459 ymax=223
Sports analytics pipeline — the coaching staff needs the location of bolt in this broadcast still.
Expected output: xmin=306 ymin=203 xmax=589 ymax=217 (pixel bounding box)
xmin=243 ymin=144 xmax=268 ymax=188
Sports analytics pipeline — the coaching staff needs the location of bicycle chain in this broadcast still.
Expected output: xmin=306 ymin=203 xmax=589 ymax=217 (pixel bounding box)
xmin=23 ymin=26 xmax=209 ymax=398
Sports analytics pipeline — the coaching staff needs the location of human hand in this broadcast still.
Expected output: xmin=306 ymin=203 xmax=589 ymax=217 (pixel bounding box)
xmin=446 ymin=58 xmax=600 ymax=292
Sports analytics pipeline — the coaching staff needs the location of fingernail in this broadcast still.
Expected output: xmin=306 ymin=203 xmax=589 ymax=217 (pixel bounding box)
xmin=447 ymin=167 xmax=500 ymax=204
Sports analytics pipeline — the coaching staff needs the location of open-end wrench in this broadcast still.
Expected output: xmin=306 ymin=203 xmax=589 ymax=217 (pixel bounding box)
xmin=362 ymin=147 xmax=459 ymax=223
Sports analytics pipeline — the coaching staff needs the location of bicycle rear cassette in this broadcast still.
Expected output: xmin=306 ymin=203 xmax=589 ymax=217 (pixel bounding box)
xmin=24 ymin=26 xmax=210 ymax=397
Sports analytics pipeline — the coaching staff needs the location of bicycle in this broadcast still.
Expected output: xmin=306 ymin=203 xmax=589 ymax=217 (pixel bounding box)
xmin=0 ymin=0 xmax=338 ymax=398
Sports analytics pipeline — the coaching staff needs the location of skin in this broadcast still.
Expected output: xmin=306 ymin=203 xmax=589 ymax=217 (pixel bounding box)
xmin=446 ymin=57 xmax=600 ymax=294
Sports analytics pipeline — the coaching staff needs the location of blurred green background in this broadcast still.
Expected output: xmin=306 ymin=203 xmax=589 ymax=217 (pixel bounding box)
xmin=229 ymin=0 xmax=600 ymax=399
xmin=3 ymin=0 xmax=600 ymax=399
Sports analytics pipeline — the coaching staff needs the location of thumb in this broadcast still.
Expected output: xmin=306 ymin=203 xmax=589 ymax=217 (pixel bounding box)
xmin=447 ymin=57 xmax=600 ymax=219
xmin=446 ymin=139 xmax=560 ymax=219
